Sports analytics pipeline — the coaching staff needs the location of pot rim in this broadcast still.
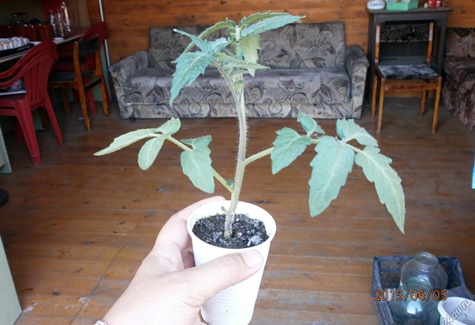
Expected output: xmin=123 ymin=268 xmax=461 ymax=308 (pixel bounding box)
xmin=187 ymin=199 xmax=277 ymax=253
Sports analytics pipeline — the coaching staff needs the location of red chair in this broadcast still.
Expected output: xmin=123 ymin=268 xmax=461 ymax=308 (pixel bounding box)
xmin=0 ymin=42 xmax=63 ymax=165
xmin=50 ymin=22 xmax=110 ymax=128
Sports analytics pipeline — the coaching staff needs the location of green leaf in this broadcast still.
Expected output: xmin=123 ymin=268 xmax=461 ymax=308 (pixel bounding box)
xmin=240 ymin=34 xmax=260 ymax=65
xmin=180 ymin=136 xmax=215 ymax=193
xmin=271 ymin=128 xmax=311 ymax=174
xmin=183 ymin=20 xmax=236 ymax=53
xmin=173 ymin=29 xmax=212 ymax=52
xmin=214 ymin=53 xmax=268 ymax=77
xmin=152 ymin=118 xmax=181 ymax=135
xmin=240 ymin=14 xmax=303 ymax=38
xmin=298 ymin=111 xmax=324 ymax=135
xmin=337 ymin=119 xmax=378 ymax=147
xmin=170 ymin=52 xmax=213 ymax=104
xmin=355 ymin=147 xmax=405 ymax=233
xmin=239 ymin=12 xmax=302 ymax=26
xmin=138 ymin=135 xmax=167 ymax=170
xmin=209 ymin=38 xmax=231 ymax=53
xmin=94 ymin=129 xmax=155 ymax=156
xmin=308 ymin=136 xmax=355 ymax=216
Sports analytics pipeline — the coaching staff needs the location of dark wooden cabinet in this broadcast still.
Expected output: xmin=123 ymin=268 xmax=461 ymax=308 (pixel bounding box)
xmin=366 ymin=8 xmax=451 ymax=106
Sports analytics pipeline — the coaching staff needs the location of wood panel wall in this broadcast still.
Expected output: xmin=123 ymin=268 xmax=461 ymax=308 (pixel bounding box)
xmin=86 ymin=0 xmax=475 ymax=66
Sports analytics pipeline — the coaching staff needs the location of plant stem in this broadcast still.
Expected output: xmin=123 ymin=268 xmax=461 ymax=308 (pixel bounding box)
xmin=225 ymin=90 xmax=247 ymax=238
xmin=244 ymin=147 xmax=274 ymax=166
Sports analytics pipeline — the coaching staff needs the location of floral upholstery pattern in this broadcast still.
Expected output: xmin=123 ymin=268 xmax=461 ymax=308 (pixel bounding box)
xmin=109 ymin=22 xmax=369 ymax=120
xmin=378 ymin=64 xmax=439 ymax=80
xmin=443 ymin=28 xmax=475 ymax=132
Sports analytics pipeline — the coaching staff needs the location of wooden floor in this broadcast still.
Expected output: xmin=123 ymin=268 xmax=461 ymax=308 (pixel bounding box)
xmin=1 ymin=98 xmax=474 ymax=325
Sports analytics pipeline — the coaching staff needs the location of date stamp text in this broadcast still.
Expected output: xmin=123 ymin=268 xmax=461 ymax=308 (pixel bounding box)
xmin=373 ymin=289 xmax=448 ymax=302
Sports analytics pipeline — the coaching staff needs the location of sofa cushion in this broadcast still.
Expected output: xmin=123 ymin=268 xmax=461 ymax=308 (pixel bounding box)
xmin=444 ymin=57 xmax=475 ymax=87
xmin=246 ymin=67 xmax=349 ymax=104
xmin=445 ymin=28 xmax=475 ymax=58
xmin=126 ymin=68 xmax=233 ymax=106
xmin=258 ymin=22 xmax=346 ymax=69
xmin=148 ymin=25 xmax=212 ymax=74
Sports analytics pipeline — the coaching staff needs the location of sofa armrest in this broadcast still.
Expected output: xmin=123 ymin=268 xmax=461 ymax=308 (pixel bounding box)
xmin=109 ymin=50 xmax=149 ymax=118
xmin=345 ymin=45 xmax=370 ymax=114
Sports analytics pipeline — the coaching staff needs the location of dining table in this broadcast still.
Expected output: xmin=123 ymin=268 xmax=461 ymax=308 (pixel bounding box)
xmin=0 ymin=27 xmax=87 ymax=65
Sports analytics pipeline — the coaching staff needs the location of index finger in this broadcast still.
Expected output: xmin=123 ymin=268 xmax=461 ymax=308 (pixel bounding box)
xmin=153 ymin=196 xmax=226 ymax=252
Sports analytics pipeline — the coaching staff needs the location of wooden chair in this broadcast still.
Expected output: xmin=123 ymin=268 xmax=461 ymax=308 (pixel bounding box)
xmin=0 ymin=41 xmax=62 ymax=165
xmin=371 ymin=22 xmax=442 ymax=133
xmin=48 ymin=36 xmax=109 ymax=130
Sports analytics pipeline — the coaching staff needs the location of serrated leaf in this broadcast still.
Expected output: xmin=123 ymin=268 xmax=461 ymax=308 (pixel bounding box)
xmin=308 ymin=136 xmax=355 ymax=216
xmin=355 ymin=147 xmax=405 ymax=233
xmin=271 ymin=128 xmax=311 ymax=174
xmin=210 ymin=38 xmax=231 ymax=53
xmin=298 ymin=111 xmax=324 ymax=135
xmin=170 ymin=52 xmax=213 ymax=104
xmin=240 ymin=34 xmax=260 ymax=65
xmin=181 ymin=135 xmax=212 ymax=148
xmin=138 ymin=135 xmax=166 ymax=170
xmin=183 ymin=20 xmax=236 ymax=53
xmin=240 ymin=14 xmax=303 ymax=38
xmin=174 ymin=29 xmax=212 ymax=52
xmin=180 ymin=136 xmax=214 ymax=193
xmin=215 ymin=53 xmax=268 ymax=77
xmin=239 ymin=12 xmax=304 ymax=27
xmin=94 ymin=129 xmax=155 ymax=156
xmin=152 ymin=118 xmax=181 ymax=135
xmin=337 ymin=119 xmax=378 ymax=147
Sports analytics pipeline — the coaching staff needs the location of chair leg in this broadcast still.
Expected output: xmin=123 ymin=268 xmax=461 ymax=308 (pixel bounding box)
xmin=371 ymin=75 xmax=378 ymax=117
xmin=61 ymin=89 xmax=71 ymax=116
xmin=432 ymin=77 xmax=442 ymax=133
xmin=85 ymin=90 xmax=97 ymax=115
xmin=377 ymin=79 xmax=385 ymax=134
xmin=420 ymin=90 xmax=427 ymax=116
xmin=99 ymin=78 xmax=110 ymax=116
xmin=43 ymin=97 xmax=64 ymax=146
xmin=15 ymin=102 xmax=41 ymax=164
xmin=77 ymin=87 xmax=91 ymax=130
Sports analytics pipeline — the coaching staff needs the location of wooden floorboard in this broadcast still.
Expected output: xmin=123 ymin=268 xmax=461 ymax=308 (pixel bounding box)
xmin=0 ymin=97 xmax=474 ymax=324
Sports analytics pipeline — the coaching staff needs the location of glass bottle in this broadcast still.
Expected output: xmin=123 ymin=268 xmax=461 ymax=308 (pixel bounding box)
xmin=400 ymin=252 xmax=448 ymax=290
xmin=60 ymin=2 xmax=72 ymax=35
xmin=389 ymin=252 xmax=448 ymax=325
xmin=49 ymin=10 xmax=58 ymax=38
xmin=55 ymin=10 xmax=65 ymax=38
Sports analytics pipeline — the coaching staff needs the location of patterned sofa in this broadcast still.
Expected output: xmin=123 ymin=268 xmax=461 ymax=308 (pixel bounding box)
xmin=109 ymin=22 xmax=369 ymax=119
xmin=443 ymin=28 xmax=475 ymax=132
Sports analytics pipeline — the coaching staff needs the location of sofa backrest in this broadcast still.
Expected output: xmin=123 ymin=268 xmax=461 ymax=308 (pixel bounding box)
xmin=148 ymin=22 xmax=346 ymax=73
xmin=258 ymin=22 xmax=346 ymax=69
xmin=148 ymin=25 xmax=212 ymax=74
xmin=445 ymin=28 xmax=475 ymax=58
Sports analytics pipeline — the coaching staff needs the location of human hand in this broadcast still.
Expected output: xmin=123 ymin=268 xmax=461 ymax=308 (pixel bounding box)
xmin=102 ymin=196 xmax=264 ymax=325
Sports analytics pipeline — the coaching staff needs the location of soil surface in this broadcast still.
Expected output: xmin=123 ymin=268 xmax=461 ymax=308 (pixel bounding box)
xmin=192 ymin=213 xmax=269 ymax=249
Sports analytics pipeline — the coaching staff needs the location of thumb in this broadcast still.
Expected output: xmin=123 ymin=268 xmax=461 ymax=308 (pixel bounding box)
xmin=186 ymin=250 xmax=264 ymax=303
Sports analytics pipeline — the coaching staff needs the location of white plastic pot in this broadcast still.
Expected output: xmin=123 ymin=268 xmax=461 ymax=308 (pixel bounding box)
xmin=438 ymin=297 xmax=475 ymax=325
xmin=187 ymin=200 xmax=277 ymax=325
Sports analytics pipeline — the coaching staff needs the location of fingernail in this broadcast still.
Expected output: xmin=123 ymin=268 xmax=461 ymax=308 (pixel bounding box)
xmin=241 ymin=250 xmax=264 ymax=269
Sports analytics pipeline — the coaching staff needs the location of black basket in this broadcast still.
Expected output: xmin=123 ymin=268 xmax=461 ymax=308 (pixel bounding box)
xmin=0 ymin=43 xmax=34 ymax=58
xmin=371 ymin=255 xmax=473 ymax=325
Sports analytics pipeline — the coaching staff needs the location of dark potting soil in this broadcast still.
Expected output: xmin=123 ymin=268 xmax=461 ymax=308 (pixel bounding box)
xmin=192 ymin=213 xmax=269 ymax=249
